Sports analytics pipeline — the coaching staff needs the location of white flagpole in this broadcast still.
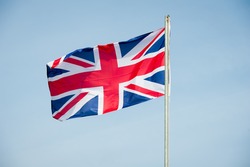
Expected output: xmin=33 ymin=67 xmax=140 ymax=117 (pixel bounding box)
xmin=164 ymin=15 xmax=171 ymax=167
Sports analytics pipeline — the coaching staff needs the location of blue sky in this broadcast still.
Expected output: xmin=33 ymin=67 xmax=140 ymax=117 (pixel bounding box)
xmin=0 ymin=0 xmax=250 ymax=167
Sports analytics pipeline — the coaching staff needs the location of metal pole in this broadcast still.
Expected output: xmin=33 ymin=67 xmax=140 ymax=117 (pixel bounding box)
xmin=164 ymin=15 xmax=171 ymax=167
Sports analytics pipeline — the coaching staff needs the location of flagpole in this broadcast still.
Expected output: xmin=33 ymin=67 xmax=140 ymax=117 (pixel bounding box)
xmin=164 ymin=15 xmax=171 ymax=167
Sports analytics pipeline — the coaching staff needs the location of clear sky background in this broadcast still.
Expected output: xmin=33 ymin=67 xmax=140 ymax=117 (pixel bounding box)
xmin=0 ymin=0 xmax=250 ymax=167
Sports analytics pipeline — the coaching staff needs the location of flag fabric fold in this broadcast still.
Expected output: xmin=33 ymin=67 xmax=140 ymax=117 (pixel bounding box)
xmin=47 ymin=28 xmax=165 ymax=121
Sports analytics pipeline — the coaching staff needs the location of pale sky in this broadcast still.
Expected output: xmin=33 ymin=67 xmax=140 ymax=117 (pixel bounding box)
xmin=0 ymin=0 xmax=250 ymax=167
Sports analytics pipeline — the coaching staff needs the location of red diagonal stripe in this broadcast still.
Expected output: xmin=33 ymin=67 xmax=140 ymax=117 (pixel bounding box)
xmin=53 ymin=92 xmax=88 ymax=120
xmin=64 ymin=57 xmax=94 ymax=68
xmin=126 ymin=84 xmax=164 ymax=97
xmin=132 ymin=28 xmax=165 ymax=60
xmin=51 ymin=58 xmax=61 ymax=68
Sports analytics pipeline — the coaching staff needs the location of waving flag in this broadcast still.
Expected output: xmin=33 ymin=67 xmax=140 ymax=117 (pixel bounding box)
xmin=47 ymin=28 xmax=165 ymax=121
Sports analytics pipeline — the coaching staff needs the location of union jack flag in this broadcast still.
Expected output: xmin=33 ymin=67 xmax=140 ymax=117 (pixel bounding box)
xmin=47 ymin=28 xmax=165 ymax=121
